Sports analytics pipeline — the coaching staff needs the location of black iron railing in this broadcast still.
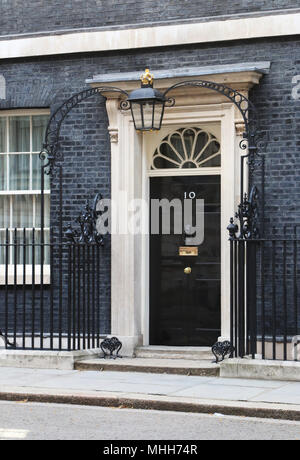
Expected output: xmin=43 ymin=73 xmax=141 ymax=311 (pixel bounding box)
xmin=0 ymin=228 xmax=104 ymax=351
xmin=230 ymin=229 xmax=300 ymax=361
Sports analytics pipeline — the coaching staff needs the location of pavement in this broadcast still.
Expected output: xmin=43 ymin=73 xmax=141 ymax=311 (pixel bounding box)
xmin=1 ymin=367 xmax=300 ymax=420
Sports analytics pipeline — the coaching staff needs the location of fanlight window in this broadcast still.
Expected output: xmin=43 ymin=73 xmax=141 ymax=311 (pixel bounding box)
xmin=151 ymin=127 xmax=221 ymax=170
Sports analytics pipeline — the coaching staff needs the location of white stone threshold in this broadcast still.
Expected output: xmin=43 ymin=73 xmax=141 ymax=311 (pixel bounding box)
xmin=134 ymin=346 xmax=214 ymax=361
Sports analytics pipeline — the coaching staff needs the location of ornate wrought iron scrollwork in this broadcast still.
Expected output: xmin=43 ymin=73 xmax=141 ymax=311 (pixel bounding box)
xmin=165 ymin=97 xmax=175 ymax=108
xmin=0 ymin=330 xmax=17 ymax=349
xmin=40 ymin=86 xmax=129 ymax=175
xmin=229 ymin=185 xmax=259 ymax=240
xmin=65 ymin=193 xmax=105 ymax=244
xmin=212 ymin=340 xmax=235 ymax=363
xmin=163 ymin=80 xmax=259 ymax=139
xmin=100 ymin=337 xmax=122 ymax=359
xmin=227 ymin=218 xmax=239 ymax=240
xmin=244 ymin=131 xmax=268 ymax=180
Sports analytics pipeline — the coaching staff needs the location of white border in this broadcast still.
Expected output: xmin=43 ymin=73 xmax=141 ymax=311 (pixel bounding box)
xmin=0 ymin=12 xmax=299 ymax=59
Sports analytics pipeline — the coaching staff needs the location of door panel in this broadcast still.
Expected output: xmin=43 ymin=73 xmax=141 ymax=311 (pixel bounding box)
xmin=150 ymin=175 xmax=221 ymax=346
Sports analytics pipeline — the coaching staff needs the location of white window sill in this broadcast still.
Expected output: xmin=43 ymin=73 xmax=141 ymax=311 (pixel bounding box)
xmin=0 ymin=265 xmax=50 ymax=285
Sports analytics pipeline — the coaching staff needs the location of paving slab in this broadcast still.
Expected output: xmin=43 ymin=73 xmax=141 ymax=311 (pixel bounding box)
xmin=250 ymin=382 xmax=300 ymax=405
xmin=209 ymin=377 xmax=287 ymax=389
xmin=1 ymin=367 xmax=300 ymax=420
xmin=170 ymin=383 xmax=271 ymax=401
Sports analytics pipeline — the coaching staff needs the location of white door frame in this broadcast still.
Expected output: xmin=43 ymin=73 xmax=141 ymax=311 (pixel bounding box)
xmin=106 ymin=99 xmax=244 ymax=355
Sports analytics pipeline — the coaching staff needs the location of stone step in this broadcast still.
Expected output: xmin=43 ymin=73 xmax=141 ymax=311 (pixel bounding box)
xmin=134 ymin=346 xmax=214 ymax=361
xmin=75 ymin=357 xmax=219 ymax=376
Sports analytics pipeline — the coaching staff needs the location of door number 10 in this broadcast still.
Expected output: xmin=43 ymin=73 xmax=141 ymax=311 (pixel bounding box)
xmin=184 ymin=191 xmax=196 ymax=199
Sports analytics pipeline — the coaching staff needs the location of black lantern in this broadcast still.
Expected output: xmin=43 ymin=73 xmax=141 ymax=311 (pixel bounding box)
xmin=127 ymin=69 xmax=166 ymax=131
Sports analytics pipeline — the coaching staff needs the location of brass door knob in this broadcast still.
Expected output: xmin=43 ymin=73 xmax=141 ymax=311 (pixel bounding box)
xmin=184 ymin=267 xmax=192 ymax=275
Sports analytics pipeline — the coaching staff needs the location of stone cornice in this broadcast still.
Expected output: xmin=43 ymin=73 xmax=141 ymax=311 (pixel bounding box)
xmin=0 ymin=12 xmax=298 ymax=59
xmin=89 ymin=67 xmax=266 ymax=108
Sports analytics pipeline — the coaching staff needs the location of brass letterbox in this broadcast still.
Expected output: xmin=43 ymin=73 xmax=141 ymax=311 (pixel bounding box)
xmin=179 ymin=246 xmax=198 ymax=256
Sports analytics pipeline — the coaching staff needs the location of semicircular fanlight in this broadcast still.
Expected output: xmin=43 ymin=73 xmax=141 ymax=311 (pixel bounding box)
xmin=151 ymin=127 xmax=221 ymax=170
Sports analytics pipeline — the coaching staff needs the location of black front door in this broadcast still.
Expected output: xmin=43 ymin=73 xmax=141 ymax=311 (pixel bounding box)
xmin=150 ymin=175 xmax=221 ymax=346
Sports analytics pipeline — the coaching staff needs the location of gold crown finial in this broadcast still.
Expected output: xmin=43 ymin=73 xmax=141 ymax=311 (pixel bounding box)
xmin=141 ymin=68 xmax=154 ymax=86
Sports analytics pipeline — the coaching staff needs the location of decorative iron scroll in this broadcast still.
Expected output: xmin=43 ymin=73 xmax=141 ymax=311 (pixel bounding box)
xmin=39 ymin=86 xmax=129 ymax=175
xmin=163 ymin=80 xmax=259 ymax=139
xmin=212 ymin=340 xmax=235 ymax=363
xmin=227 ymin=185 xmax=259 ymax=240
xmin=100 ymin=337 xmax=123 ymax=359
xmin=227 ymin=218 xmax=239 ymax=240
xmin=0 ymin=330 xmax=17 ymax=349
xmin=65 ymin=193 xmax=105 ymax=244
xmin=165 ymin=97 xmax=175 ymax=108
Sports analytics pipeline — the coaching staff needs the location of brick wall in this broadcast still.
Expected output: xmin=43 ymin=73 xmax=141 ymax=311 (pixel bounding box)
xmin=0 ymin=0 xmax=298 ymax=36
xmin=0 ymin=35 xmax=300 ymax=337
xmin=1 ymin=37 xmax=299 ymax=226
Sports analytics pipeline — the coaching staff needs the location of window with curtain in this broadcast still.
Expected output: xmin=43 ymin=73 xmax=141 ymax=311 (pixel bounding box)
xmin=0 ymin=112 xmax=50 ymax=265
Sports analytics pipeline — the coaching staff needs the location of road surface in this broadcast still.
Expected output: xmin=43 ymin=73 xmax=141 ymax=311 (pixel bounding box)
xmin=0 ymin=401 xmax=300 ymax=440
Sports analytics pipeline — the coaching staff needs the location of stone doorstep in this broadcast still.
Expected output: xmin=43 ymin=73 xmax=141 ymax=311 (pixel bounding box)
xmin=75 ymin=358 xmax=220 ymax=376
xmin=134 ymin=346 xmax=214 ymax=361
xmin=220 ymin=358 xmax=300 ymax=382
xmin=0 ymin=348 xmax=219 ymax=375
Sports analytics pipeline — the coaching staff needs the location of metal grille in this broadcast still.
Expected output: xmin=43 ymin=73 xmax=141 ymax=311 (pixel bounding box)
xmin=0 ymin=230 xmax=104 ymax=351
xmin=230 ymin=228 xmax=300 ymax=361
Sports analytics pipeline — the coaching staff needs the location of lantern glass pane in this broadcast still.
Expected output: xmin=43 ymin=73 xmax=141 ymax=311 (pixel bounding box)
xmin=131 ymin=103 xmax=143 ymax=130
xmin=142 ymin=102 xmax=154 ymax=130
xmin=153 ymin=102 xmax=164 ymax=130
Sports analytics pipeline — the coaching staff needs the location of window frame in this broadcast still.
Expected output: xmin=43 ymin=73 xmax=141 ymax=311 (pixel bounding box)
xmin=150 ymin=126 xmax=221 ymax=171
xmin=0 ymin=109 xmax=50 ymax=284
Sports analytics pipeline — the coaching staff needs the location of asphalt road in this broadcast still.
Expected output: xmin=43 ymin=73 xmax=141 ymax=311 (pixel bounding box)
xmin=0 ymin=401 xmax=300 ymax=440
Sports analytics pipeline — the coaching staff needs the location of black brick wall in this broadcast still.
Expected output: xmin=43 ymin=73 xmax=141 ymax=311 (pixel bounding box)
xmin=1 ymin=37 xmax=299 ymax=226
xmin=0 ymin=35 xmax=300 ymax=339
xmin=0 ymin=0 xmax=299 ymax=36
